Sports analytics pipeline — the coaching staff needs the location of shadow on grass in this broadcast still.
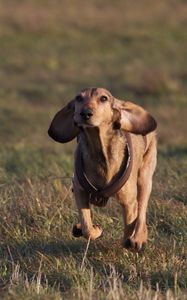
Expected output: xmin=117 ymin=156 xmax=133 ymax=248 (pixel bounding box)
xmin=1 ymin=237 xmax=186 ymax=294
xmin=3 ymin=239 xmax=87 ymax=259
xmin=1 ymin=238 xmax=131 ymax=291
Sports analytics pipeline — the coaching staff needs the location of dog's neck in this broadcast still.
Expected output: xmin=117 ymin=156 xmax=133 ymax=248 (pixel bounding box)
xmin=79 ymin=125 xmax=127 ymax=187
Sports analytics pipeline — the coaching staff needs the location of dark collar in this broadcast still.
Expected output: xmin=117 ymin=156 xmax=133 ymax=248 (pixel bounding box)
xmin=75 ymin=131 xmax=133 ymax=207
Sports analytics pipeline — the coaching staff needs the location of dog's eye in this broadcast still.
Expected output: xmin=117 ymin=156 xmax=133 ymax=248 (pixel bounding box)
xmin=76 ymin=95 xmax=83 ymax=102
xmin=100 ymin=95 xmax=108 ymax=102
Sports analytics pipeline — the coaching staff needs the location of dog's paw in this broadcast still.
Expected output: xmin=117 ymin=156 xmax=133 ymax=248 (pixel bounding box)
xmin=88 ymin=225 xmax=103 ymax=240
xmin=123 ymin=237 xmax=146 ymax=252
xmin=72 ymin=223 xmax=83 ymax=238
xmin=73 ymin=224 xmax=103 ymax=240
xmin=72 ymin=223 xmax=103 ymax=240
xmin=123 ymin=225 xmax=148 ymax=252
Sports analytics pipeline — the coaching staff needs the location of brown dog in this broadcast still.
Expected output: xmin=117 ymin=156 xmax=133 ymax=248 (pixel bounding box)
xmin=48 ymin=88 xmax=157 ymax=251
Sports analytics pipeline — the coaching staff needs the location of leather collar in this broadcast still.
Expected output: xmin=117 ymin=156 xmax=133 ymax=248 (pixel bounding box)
xmin=75 ymin=131 xmax=133 ymax=207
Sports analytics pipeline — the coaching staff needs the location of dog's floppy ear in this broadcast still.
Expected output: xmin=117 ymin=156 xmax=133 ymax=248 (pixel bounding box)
xmin=113 ymin=99 xmax=157 ymax=135
xmin=48 ymin=100 xmax=80 ymax=143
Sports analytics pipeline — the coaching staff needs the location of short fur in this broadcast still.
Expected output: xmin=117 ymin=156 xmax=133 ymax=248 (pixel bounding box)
xmin=48 ymin=88 xmax=157 ymax=251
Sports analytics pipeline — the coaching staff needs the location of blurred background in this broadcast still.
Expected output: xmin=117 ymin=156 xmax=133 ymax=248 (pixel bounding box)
xmin=0 ymin=1 xmax=186 ymax=299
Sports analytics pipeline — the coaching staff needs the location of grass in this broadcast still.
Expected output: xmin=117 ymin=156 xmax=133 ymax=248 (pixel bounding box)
xmin=0 ymin=0 xmax=187 ymax=299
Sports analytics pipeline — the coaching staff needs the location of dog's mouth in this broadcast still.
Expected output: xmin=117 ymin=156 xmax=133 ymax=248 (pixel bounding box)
xmin=76 ymin=122 xmax=95 ymax=128
xmin=74 ymin=118 xmax=95 ymax=128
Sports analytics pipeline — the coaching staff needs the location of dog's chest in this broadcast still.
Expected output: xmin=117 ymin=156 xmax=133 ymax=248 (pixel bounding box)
xmin=81 ymin=136 xmax=126 ymax=188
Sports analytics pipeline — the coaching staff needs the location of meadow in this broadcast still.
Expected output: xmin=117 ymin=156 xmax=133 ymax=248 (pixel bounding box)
xmin=0 ymin=0 xmax=186 ymax=299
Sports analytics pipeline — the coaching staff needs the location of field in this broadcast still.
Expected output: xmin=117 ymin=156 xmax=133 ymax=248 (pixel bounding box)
xmin=0 ymin=0 xmax=187 ymax=299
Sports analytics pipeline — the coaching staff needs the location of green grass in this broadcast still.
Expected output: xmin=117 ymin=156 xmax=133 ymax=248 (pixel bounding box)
xmin=0 ymin=0 xmax=187 ymax=299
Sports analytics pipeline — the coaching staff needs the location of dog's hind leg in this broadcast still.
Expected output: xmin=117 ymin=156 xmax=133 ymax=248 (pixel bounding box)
xmin=117 ymin=184 xmax=138 ymax=250
xmin=125 ymin=140 xmax=157 ymax=251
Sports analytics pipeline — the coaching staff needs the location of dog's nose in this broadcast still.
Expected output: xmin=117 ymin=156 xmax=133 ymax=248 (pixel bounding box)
xmin=80 ymin=108 xmax=93 ymax=120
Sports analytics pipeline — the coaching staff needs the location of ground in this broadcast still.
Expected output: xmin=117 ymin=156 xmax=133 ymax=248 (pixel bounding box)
xmin=0 ymin=0 xmax=186 ymax=299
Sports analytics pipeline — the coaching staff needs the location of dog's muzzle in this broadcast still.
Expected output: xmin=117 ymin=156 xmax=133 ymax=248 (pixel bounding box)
xmin=80 ymin=108 xmax=93 ymax=120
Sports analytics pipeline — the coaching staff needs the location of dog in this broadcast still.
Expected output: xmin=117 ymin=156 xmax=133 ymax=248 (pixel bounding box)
xmin=48 ymin=87 xmax=157 ymax=251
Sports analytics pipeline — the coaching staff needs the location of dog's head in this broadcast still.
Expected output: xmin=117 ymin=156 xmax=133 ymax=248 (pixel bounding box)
xmin=48 ymin=87 xmax=157 ymax=143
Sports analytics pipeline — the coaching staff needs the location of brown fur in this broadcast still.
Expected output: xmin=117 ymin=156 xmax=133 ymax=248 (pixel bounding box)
xmin=48 ymin=87 xmax=157 ymax=251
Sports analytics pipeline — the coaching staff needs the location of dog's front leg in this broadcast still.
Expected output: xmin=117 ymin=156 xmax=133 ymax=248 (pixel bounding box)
xmin=72 ymin=176 xmax=103 ymax=240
